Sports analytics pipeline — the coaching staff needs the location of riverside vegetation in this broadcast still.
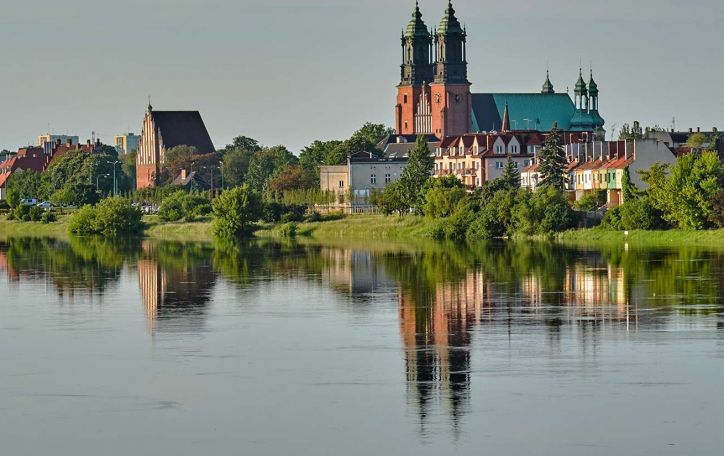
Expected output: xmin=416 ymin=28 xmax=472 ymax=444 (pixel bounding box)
xmin=2 ymin=127 xmax=723 ymax=243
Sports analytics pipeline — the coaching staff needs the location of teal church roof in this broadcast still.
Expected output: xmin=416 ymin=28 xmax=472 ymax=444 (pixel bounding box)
xmin=471 ymin=93 xmax=577 ymax=132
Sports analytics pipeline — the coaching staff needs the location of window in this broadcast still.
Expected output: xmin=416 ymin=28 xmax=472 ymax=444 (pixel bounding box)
xmin=385 ymin=173 xmax=391 ymax=183
xmin=403 ymin=94 xmax=408 ymax=104
xmin=524 ymin=159 xmax=531 ymax=167
xmin=511 ymin=145 xmax=518 ymax=153
xmin=496 ymin=161 xmax=504 ymax=169
xmin=495 ymin=145 xmax=504 ymax=154
xmin=513 ymin=162 xmax=519 ymax=168
xmin=370 ymin=174 xmax=377 ymax=184
xmin=339 ymin=180 xmax=345 ymax=189
xmin=476 ymin=177 xmax=480 ymax=186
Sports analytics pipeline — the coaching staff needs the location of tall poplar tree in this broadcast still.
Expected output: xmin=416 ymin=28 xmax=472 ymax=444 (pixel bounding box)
xmin=538 ymin=125 xmax=567 ymax=189
xmin=398 ymin=135 xmax=434 ymax=213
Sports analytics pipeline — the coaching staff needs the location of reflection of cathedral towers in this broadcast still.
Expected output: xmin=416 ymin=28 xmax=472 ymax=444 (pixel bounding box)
xmin=399 ymin=271 xmax=484 ymax=431
xmin=137 ymin=242 xmax=216 ymax=332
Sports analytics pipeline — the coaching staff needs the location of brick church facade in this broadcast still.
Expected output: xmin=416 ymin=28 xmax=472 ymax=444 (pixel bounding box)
xmin=136 ymin=104 xmax=216 ymax=189
xmin=395 ymin=1 xmax=605 ymax=139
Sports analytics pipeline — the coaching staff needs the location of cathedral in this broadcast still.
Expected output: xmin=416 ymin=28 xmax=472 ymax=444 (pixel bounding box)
xmin=395 ymin=1 xmax=605 ymax=138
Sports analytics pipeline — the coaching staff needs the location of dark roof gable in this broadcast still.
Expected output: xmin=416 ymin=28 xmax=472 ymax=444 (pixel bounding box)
xmin=153 ymin=111 xmax=215 ymax=153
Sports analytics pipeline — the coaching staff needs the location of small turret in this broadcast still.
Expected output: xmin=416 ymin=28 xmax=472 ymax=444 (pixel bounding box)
xmin=542 ymin=70 xmax=555 ymax=95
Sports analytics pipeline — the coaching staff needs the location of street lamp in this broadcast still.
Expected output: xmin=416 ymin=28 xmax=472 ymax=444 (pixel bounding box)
xmin=96 ymin=174 xmax=110 ymax=192
xmin=110 ymin=160 xmax=121 ymax=196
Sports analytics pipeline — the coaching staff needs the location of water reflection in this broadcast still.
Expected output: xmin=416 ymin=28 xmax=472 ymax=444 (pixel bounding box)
xmin=0 ymin=237 xmax=136 ymax=297
xmin=1 ymin=236 xmax=723 ymax=441
xmin=138 ymin=241 xmax=216 ymax=332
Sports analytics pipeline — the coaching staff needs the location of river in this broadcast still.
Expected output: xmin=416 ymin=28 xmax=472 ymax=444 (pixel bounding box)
xmin=1 ymin=237 xmax=723 ymax=455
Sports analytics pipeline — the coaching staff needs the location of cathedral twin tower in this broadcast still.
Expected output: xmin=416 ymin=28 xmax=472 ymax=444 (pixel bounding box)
xmin=396 ymin=1 xmax=471 ymax=138
xmin=395 ymin=1 xmax=606 ymax=139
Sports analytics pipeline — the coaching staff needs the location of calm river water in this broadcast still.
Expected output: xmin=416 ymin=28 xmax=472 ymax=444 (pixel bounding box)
xmin=1 ymin=237 xmax=723 ymax=455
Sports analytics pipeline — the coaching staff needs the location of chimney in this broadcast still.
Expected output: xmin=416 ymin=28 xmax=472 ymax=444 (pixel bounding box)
xmin=689 ymin=128 xmax=693 ymax=133
xmin=66 ymin=138 xmax=73 ymax=146
xmin=714 ymin=127 xmax=719 ymax=133
xmin=87 ymin=139 xmax=92 ymax=146
xmin=697 ymin=127 xmax=701 ymax=133
xmin=56 ymin=138 xmax=62 ymax=146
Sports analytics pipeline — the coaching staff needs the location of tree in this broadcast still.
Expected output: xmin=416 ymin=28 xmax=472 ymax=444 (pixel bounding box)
xmin=299 ymin=140 xmax=342 ymax=175
xmin=6 ymin=170 xmax=46 ymax=207
xmin=397 ymin=135 xmax=434 ymax=213
xmin=212 ymin=184 xmax=262 ymax=239
xmin=68 ymin=198 xmax=143 ymax=236
xmin=621 ymin=167 xmax=639 ymax=202
xmin=223 ymin=136 xmax=262 ymax=156
xmin=245 ymin=146 xmax=297 ymax=191
xmin=122 ymin=150 xmax=137 ymax=189
xmin=162 ymin=145 xmax=219 ymax=188
xmin=537 ymin=125 xmax=567 ymax=190
xmin=500 ymin=153 xmax=520 ymax=190
xmin=685 ymin=133 xmax=707 ymax=153
xmin=421 ymin=176 xmax=467 ymax=218
xmin=221 ymin=147 xmax=256 ymax=187
xmin=267 ymin=165 xmax=317 ymax=192
xmin=642 ymin=152 xmax=723 ymax=229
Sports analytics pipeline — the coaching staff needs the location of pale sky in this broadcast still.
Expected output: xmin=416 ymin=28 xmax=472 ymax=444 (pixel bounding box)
xmin=1 ymin=0 xmax=722 ymax=152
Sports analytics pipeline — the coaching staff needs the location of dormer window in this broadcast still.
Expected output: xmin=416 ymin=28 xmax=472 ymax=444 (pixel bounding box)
xmin=495 ymin=145 xmax=504 ymax=154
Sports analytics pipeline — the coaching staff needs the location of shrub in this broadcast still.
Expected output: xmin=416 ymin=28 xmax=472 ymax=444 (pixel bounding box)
xmin=709 ymin=190 xmax=724 ymax=228
xmin=422 ymin=186 xmax=467 ymax=218
xmin=278 ymin=222 xmax=298 ymax=238
xmin=307 ymin=211 xmax=322 ymax=222
xmin=68 ymin=198 xmax=143 ymax=236
xmin=620 ymin=197 xmax=666 ymax=230
xmin=68 ymin=205 xmax=98 ymax=235
xmin=212 ymin=184 xmax=262 ymax=239
xmin=158 ymin=191 xmax=211 ymax=222
xmin=261 ymin=201 xmax=283 ymax=223
xmin=573 ymin=190 xmax=606 ymax=211
xmin=40 ymin=211 xmax=57 ymax=224
xmin=600 ymin=206 xmax=623 ymax=230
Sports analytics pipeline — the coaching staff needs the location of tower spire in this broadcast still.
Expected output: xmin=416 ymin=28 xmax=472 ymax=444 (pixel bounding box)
xmin=501 ymin=102 xmax=510 ymax=132
xmin=542 ymin=69 xmax=554 ymax=94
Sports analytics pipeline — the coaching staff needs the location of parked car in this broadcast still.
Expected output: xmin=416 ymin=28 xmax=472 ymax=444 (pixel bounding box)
xmin=36 ymin=201 xmax=53 ymax=210
xmin=21 ymin=198 xmax=38 ymax=206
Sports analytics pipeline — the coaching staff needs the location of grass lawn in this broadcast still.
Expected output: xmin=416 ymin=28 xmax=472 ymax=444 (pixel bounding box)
xmin=557 ymin=228 xmax=724 ymax=248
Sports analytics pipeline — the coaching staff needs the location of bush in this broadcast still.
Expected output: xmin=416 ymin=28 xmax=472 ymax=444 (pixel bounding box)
xmin=40 ymin=211 xmax=57 ymax=224
xmin=709 ymin=190 xmax=724 ymax=228
xmin=68 ymin=205 xmax=98 ymax=235
xmin=8 ymin=205 xmax=43 ymax=222
xmin=158 ymin=191 xmax=211 ymax=222
xmin=619 ymin=197 xmax=666 ymax=230
xmin=261 ymin=201 xmax=283 ymax=223
xmin=573 ymin=190 xmax=606 ymax=211
xmin=68 ymin=198 xmax=143 ymax=236
xmin=307 ymin=211 xmax=322 ymax=222
xmin=422 ymin=186 xmax=467 ymax=218
xmin=212 ymin=184 xmax=262 ymax=239
xmin=600 ymin=206 xmax=623 ymax=230
xmin=278 ymin=222 xmax=298 ymax=238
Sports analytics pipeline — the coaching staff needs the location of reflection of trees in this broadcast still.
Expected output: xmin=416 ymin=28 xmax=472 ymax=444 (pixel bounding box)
xmin=0 ymin=236 xmax=138 ymax=297
xmin=137 ymin=241 xmax=216 ymax=332
xmin=376 ymin=241 xmax=724 ymax=432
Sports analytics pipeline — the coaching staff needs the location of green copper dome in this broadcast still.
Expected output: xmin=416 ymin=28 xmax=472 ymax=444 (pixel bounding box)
xmin=437 ymin=1 xmax=463 ymax=34
xmin=587 ymin=70 xmax=599 ymax=96
xmin=574 ymin=69 xmax=587 ymax=95
xmin=405 ymin=1 xmax=430 ymax=38
xmin=542 ymin=70 xmax=554 ymax=94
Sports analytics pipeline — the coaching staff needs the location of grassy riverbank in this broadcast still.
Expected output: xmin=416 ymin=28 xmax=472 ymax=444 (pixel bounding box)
xmin=3 ymin=213 xmax=724 ymax=248
xmin=557 ymin=228 xmax=724 ymax=248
